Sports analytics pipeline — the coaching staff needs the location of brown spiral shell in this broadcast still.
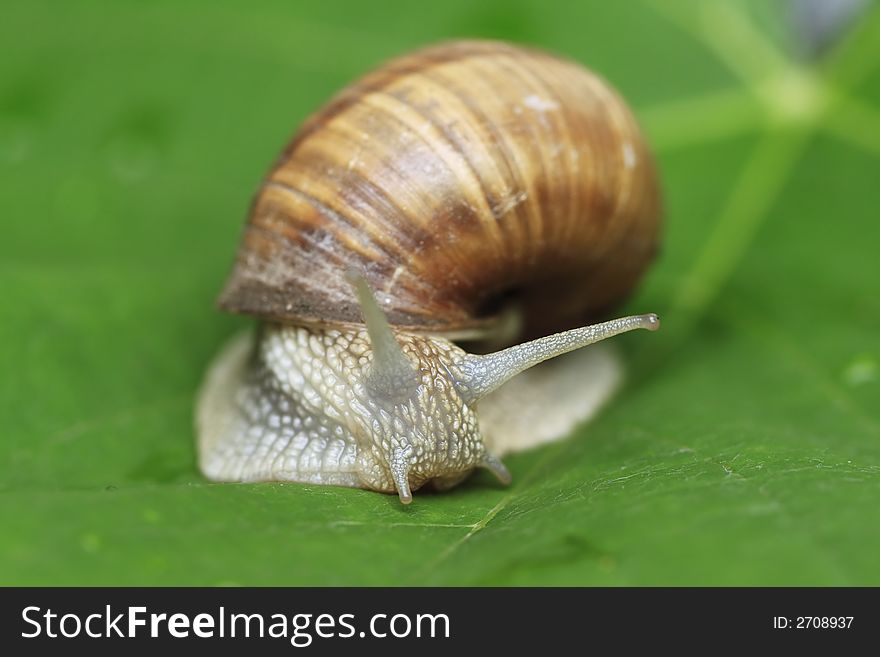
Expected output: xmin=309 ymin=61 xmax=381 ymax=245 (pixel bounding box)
xmin=219 ymin=40 xmax=661 ymax=339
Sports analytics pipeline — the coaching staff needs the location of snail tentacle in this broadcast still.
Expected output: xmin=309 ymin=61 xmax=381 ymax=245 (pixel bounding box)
xmin=349 ymin=272 xmax=421 ymax=403
xmin=389 ymin=447 xmax=414 ymax=504
xmin=479 ymin=452 xmax=512 ymax=485
xmin=455 ymin=314 xmax=660 ymax=403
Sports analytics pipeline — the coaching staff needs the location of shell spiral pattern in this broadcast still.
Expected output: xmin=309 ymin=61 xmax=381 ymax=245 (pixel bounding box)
xmin=218 ymin=40 xmax=660 ymax=339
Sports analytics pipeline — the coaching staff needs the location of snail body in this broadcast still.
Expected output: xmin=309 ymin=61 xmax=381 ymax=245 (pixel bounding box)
xmin=196 ymin=40 xmax=661 ymax=503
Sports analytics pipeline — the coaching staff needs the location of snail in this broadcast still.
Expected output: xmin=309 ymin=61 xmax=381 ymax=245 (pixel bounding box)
xmin=195 ymin=40 xmax=661 ymax=504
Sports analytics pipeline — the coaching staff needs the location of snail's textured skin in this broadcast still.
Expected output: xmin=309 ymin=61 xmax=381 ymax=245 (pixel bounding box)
xmin=199 ymin=325 xmax=493 ymax=494
xmin=197 ymin=311 xmax=658 ymax=501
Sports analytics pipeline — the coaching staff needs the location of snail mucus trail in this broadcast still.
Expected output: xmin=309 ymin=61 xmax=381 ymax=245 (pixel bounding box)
xmin=195 ymin=40 xmax=662 ymax=504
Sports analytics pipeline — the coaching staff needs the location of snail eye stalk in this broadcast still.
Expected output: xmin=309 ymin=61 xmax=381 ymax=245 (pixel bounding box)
xmin=455 ymin=314 xmax=660 ymax=404
xmin=348 ymin=272 xmax=420 ymax=404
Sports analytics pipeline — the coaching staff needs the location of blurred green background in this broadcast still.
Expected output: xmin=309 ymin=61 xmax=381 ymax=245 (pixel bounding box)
xmin=2 ymin=0 xmax=879 ymax=585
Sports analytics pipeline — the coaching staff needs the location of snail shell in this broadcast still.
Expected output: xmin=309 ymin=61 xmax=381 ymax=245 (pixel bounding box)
xmin=197 ymin=40 xmax=661 ymax=504
xmin=218 ymin=39 xmax=660 ymax=339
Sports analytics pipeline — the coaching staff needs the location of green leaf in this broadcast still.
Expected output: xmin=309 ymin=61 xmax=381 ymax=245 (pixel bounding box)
xmin=2 ymin=0 xmax=878 ymax=585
